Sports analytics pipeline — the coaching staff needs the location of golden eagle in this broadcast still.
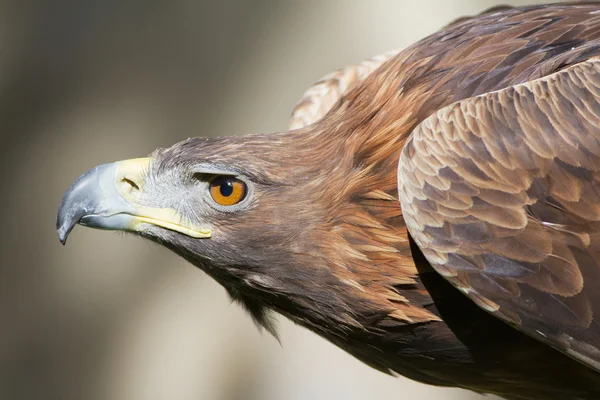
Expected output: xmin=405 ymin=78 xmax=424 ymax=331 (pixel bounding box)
xmin=57 ymin=3 xmax=600 ymax=399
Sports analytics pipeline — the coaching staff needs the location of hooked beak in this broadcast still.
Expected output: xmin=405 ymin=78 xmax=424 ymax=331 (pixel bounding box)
xmin=56 ymin=157 xmax=212 ymax=244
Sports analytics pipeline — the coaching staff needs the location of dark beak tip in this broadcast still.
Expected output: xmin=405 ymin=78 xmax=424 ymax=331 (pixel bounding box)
xmin=58 ymin=234 xmax=67 ymax=246
xmin=56 ymin=224 xmax=71 ymax=246
xmin=55 ymin=165 xmax=102 ymax=247
xmin=56 ymin=203 xmax=77 ymax=246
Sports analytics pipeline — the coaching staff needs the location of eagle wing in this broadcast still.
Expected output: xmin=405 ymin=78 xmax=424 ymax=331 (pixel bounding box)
xmin=398 ymin=56 xmax=600 ymax=371
xmin=289 ymin=49 xmax=400 ymax=130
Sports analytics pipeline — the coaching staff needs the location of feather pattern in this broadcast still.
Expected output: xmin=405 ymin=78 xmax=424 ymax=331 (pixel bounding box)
xmin=399 ymin=57 xmax=600 ymax=372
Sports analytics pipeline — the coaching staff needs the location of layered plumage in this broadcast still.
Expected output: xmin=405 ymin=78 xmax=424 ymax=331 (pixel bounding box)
xmin=57 ymin=3 xmax=600 ymax=399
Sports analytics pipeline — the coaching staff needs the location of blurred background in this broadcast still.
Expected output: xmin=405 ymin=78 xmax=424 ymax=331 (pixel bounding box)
xmin=0 ymin=1 xmax=553 ymax=399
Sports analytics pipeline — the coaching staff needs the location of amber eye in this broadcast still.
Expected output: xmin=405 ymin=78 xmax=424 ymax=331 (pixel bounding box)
xmin=209 ymin=176 xmax=247 ymax=206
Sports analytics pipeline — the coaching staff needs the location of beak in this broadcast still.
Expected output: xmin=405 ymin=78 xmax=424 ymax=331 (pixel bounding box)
xmin=56 ymin=157 xmax=212 ymax=244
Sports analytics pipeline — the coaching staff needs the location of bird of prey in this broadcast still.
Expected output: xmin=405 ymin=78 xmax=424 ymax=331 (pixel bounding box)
xmin=57 ymin=3 xmax=600 ymax=399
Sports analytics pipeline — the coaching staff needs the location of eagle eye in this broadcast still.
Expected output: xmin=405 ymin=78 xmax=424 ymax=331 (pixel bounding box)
xmin=209 ymin=176 xmax=247 ymax=206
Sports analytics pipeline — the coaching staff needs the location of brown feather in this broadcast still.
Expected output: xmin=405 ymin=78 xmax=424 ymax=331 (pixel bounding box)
xmin=399 ymin=34 xmax=600 ymax=388
xmin=311 ymin=3 xmax=600 ymax=398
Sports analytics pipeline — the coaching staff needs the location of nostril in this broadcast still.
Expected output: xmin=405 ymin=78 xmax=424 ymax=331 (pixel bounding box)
xmin=114 ymin=158 xmax=150 ymax=197
xmin=121 ymin=177 xmax=140 ymax=191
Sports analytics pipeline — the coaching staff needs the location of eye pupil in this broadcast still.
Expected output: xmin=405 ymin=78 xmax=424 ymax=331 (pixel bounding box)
xmin=220 ymin=180 xmax=234 ymax=197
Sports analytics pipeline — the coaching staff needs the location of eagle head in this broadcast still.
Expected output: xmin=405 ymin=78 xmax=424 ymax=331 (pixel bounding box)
xmin=56 ymin=129 xmax=412 ymax=337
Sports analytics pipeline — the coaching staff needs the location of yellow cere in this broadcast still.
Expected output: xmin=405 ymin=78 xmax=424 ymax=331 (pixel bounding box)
xmin=115 ymin=157 xmax=212 ymax=239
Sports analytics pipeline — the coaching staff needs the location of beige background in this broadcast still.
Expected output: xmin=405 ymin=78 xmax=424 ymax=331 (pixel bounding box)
xmin=0 ymin=1 xmax=553 ymax=399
